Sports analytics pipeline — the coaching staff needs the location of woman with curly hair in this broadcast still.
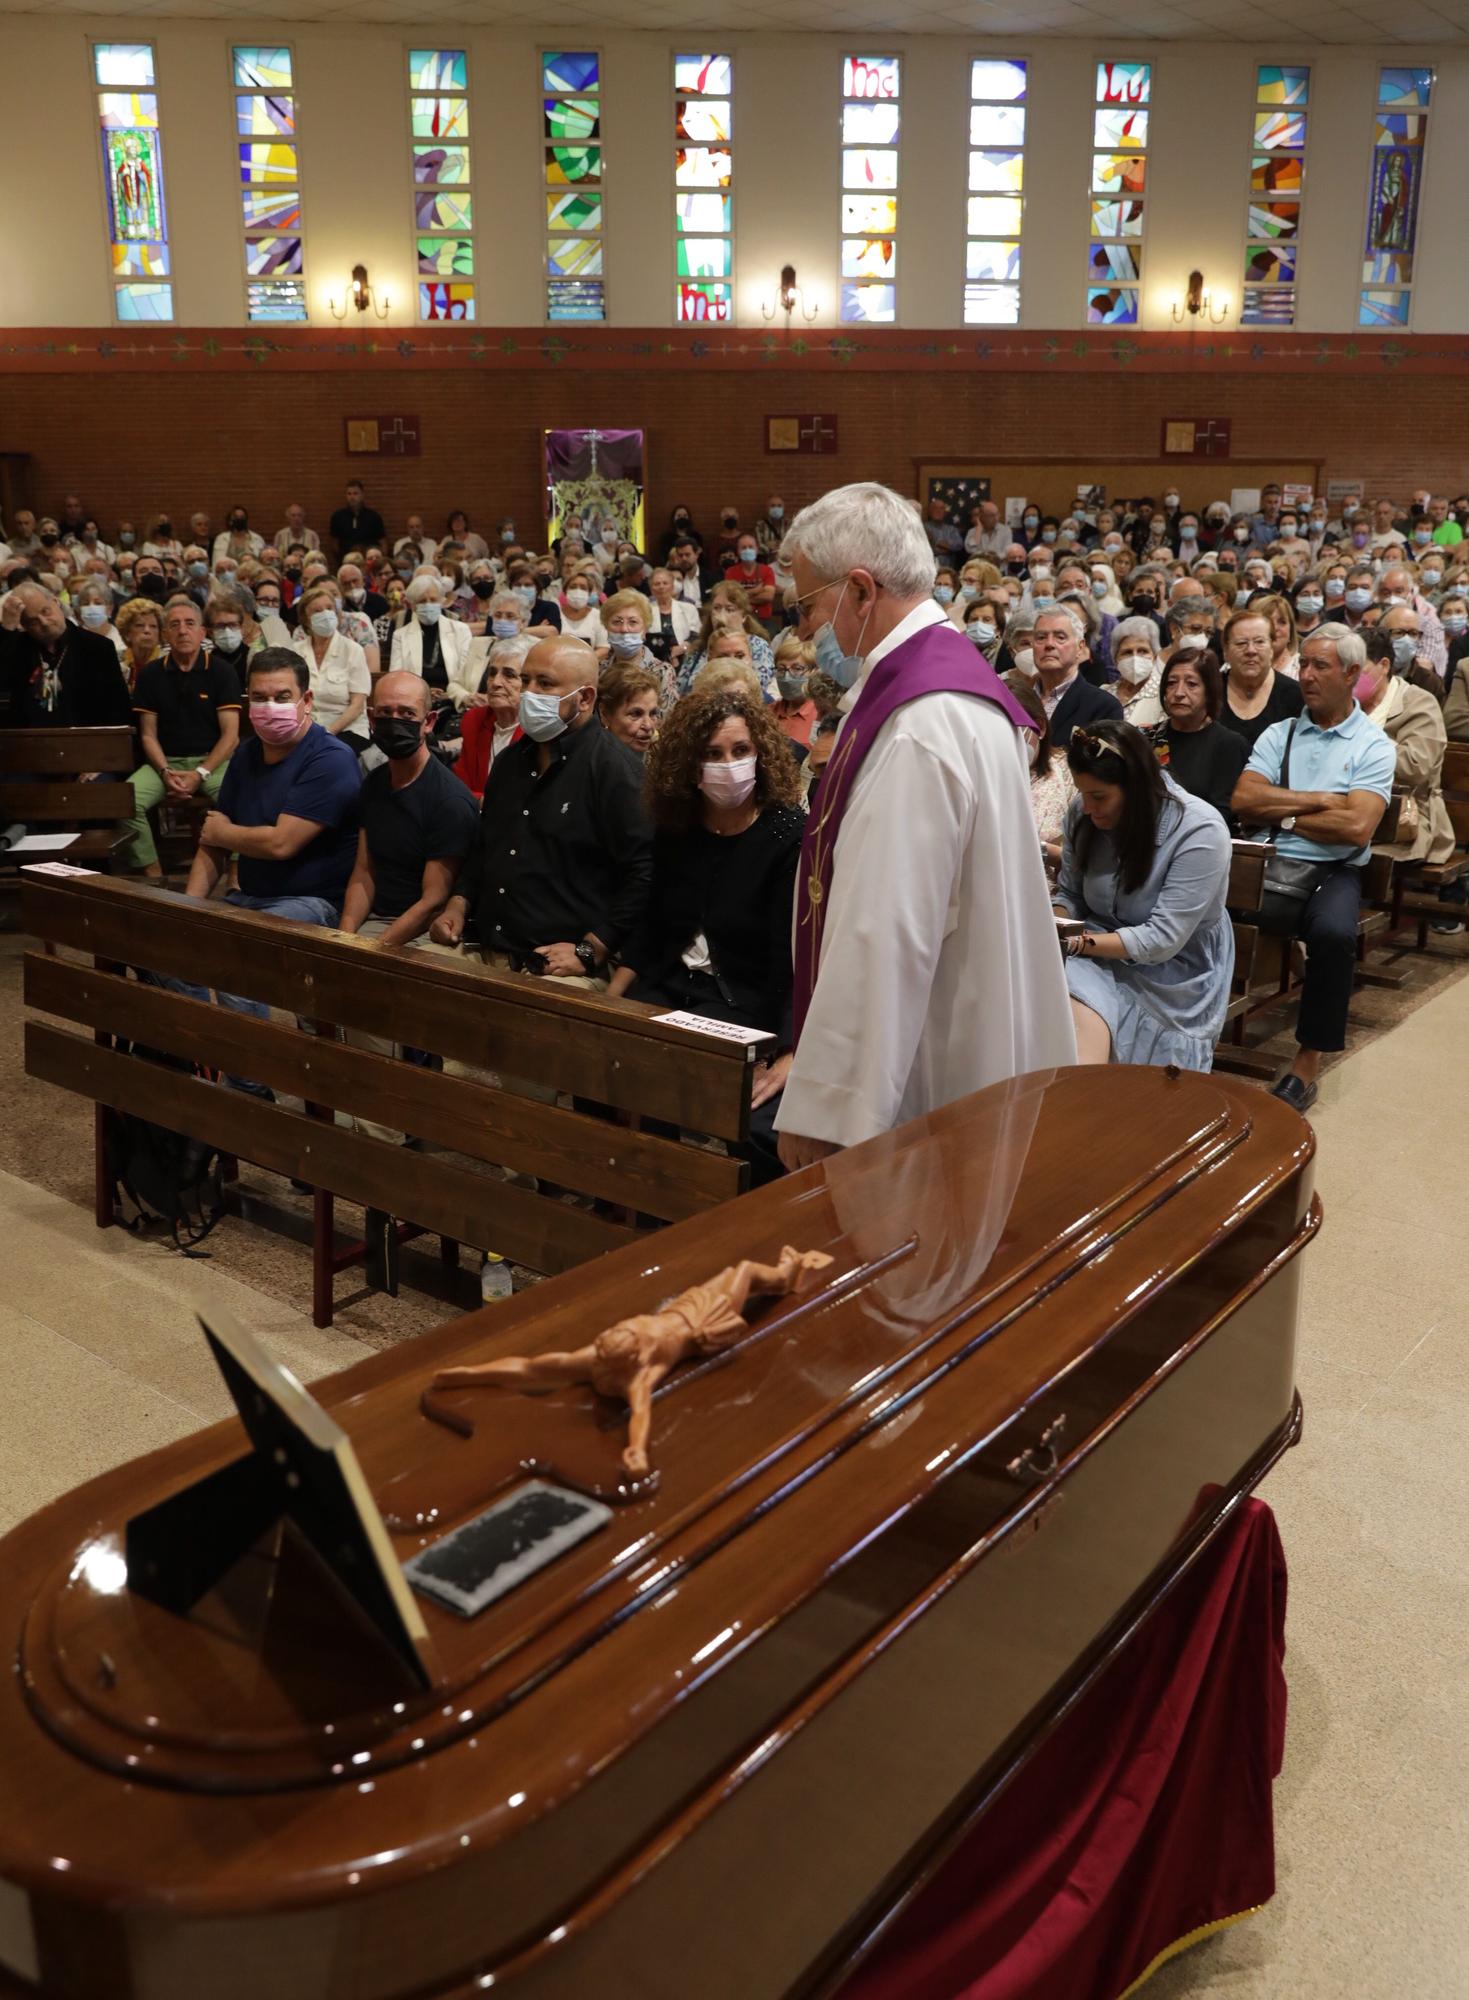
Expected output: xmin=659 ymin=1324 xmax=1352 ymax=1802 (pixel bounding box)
xmin=608 ymin=686 xmax=804 ymax=1182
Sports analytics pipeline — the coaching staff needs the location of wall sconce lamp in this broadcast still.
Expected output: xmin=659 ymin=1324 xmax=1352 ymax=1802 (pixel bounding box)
xmin=1171 ymin=269 xmax=1229 ymax=326
xmin=329 ymin=263 xmax=390 ymax=321
xmin=761 ymin=263 xmax=820 ymax=327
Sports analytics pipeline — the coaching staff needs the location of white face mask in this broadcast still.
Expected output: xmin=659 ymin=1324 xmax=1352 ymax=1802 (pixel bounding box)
xmin=1176 ymin=631 xmax=1209 ymax=652
xmin=1011 ymin=646 xmax=1036 ymax=678
xmin=565 ymin=588 xmax=589 ymax=610
xmin=1115 ymin=651 xmax=1154 ymax=684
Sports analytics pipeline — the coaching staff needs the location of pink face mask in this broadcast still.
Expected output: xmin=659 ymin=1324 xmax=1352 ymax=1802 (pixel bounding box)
xmin=1353 ymin=672 xmax=1376 ymax=705
xmin=699 ymin=756 xmax=757 ymax=808
xmin=250 ymin=700 xmax=300 ymax=743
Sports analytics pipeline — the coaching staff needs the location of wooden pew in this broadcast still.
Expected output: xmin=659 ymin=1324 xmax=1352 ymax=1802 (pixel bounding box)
xmin=20 ymin=871 xmax=768 ymax=1327
xmin=1372 ymin=750 xmax=1469 ymax=951
xmin=1213 ymin=841 xmax=1291 ymax=1078
xmin=0 ymin=725 xmax=134 ymax=873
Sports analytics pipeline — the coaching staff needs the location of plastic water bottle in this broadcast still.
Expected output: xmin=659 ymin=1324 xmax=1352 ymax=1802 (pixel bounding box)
xmin=480 ymin=1252 xmax=514 ymax=1302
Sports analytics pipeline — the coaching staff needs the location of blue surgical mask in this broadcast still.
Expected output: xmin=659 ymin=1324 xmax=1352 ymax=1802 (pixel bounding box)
xmin=417 ymin=601 xmax=442 ymax=625
xmin=768 ymin=504 xmax=784 ymax=523
xmin=1442 ymin=613 xmax=1468 ymax=635
xmin=607 ymin=630 xmax=644 ymax=658
xmin=959 ymin=581 xmax=978 ymax=601
xmin=1023 ymin=515 xmax=1039 ymax=531
xmin=78 ymin=603 xmax=109 ymax=629
xmin=811 ymin=579 xmax=868 ymax=690
xmin=1296 ymin=595 xmax=1323 ymax=617
xmin=515 ymin=584 xmax=536 ymax=607
xmin=968 ymin=621 xmax=997 ymax=650
xmin=1346 ymin=587 xmax=1372 ymax=612
xmin=1090 ymin=577 xmax=1107 ymax=599
xmin=308 ymin=609 xmax=337 ymax=638
xmin=519 ymin=686 xmax=579 ymax=741
xmin=1413 ymin=529 xmax=1432 ymax=546
xmin=491 ymin=617 xmax=519 ymax=639
xmin=212 ymin=625 xmax=243 ymax=652
xmin=1390 ymin=634 xmax=1418 ymax=670
xmin=1421 ymin=568 xmax=1443 ymax=589
xmin=1325 ymin=577 xmax=1346 ymax=600
xmin=188 ymin=561 xmax=208 ymax=577
xmin=1041 ymin=529 xmax=1057 ymax=545
xmin=1032 ymin=593 xmax=1054 ymax=610
xmin=500 ymin=527 xmax=515 ymax=544
xmin=934 ymin=584 xmax=954 ymax=605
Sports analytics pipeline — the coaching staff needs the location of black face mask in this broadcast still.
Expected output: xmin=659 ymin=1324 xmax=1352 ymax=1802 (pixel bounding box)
xmin=372 ymin=716 xmax=422 ymax=760
xmin=1130 ymin=593 xmax=1158 ymax=614
xmin=40 ymin=532 xmax=58 ymax=547
xmin=472 ymin=579 xmax=493 ymax=599
xmin=285 ymin=565 xmax=302 ymax=580
xmin=230 ymin=518 xmax=247 ymax=532
xmin=136 ymin=573 xmax=166 ymax=600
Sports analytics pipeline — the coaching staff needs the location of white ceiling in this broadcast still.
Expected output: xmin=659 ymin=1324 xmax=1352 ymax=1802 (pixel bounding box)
xmin=12 ymin=0 xmax=1469 ymax=36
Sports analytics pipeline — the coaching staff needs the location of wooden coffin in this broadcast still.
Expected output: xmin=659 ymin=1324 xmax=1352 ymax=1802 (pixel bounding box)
xmin=0 ymin=1065 xmax=1316 ymax=2000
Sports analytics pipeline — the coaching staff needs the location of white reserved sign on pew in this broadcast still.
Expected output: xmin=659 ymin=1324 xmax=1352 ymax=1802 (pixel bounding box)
xmin=652 ymin=1010 xmax=770 ymax=1046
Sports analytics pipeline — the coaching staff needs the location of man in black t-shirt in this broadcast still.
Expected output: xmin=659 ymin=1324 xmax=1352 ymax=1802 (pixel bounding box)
xmin=328 ymin=479 xmax=386 ymax=563
xmin=122 ymin=596 xmax=241 ymax=875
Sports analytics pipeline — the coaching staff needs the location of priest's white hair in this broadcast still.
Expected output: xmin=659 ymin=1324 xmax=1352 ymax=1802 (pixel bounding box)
xmin=780 ymin=482 xmax=937 ymax=599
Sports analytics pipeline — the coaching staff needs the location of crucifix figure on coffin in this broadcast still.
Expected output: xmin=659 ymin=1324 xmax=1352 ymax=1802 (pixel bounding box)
xmin=544 ymin=426 xmax=646 ymax=554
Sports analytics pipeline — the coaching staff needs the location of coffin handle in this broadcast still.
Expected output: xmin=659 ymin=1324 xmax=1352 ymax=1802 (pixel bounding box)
xmin=1006 ymin=1413 xmax=1067 ymax=1484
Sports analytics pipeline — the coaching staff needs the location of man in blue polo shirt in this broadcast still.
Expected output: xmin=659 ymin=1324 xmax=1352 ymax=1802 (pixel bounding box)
xmin=1232 ymin=622 xmax=1395 ymax=1115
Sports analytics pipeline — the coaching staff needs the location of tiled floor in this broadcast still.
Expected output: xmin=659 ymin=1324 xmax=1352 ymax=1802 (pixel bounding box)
xmin=0 ymin=977 xmax=1464 ymax=1996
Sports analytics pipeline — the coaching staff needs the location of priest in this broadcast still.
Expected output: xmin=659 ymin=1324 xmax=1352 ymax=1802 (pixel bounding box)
xmin=775 ymin=482 xmax=1076 ymax=1170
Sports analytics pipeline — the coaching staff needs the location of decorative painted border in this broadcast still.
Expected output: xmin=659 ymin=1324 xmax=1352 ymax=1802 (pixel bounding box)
xmin=2 ymin=323 xmax=1467 ymax=374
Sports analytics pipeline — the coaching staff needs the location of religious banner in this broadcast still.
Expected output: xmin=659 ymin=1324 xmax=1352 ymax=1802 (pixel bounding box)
xmin=767 ymin=415 xmax=839 ymax=454
xmin=544 ymin=427 xmax=645 ymax=548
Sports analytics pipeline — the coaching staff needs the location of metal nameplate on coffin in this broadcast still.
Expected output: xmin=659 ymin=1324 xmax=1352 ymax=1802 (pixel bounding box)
xmin=405 ymin=1482 xmax=612 ymax=1618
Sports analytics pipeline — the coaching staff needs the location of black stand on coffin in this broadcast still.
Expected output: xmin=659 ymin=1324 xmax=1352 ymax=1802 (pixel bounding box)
xmin=125 ymin=1309 xmax=432 ymax=1690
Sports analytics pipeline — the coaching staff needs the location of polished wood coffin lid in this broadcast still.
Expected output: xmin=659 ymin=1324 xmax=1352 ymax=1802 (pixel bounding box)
xmin=0 ymin=1065 xmax=1313 ymax=1924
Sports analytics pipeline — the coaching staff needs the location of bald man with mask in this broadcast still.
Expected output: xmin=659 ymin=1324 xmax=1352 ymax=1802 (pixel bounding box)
xmin=429 ymin=637 xmax=651 ymax=985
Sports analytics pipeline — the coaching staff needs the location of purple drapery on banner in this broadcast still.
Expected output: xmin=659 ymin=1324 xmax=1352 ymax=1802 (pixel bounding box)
xmin=544 ymin=428 xmax=644 ymax=485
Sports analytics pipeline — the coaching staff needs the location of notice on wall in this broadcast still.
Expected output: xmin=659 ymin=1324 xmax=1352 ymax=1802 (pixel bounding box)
xmin=1327 ymin=478 xmax=1363 ymax=509
xmin=1229 ymin=487 xmax=1261 ymax=516
xmin=1283 ymin=481 xmax=1315 ymax=507
xmin=1003 ymin=497 xmax=1028 ymax=526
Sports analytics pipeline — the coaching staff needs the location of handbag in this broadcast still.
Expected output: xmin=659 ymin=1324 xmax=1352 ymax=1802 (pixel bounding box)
xmin=1260 ymin=720 xmax=1330 ymax=901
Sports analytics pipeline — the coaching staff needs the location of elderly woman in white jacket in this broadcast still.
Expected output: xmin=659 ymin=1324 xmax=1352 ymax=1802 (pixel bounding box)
xmin=290 ymin=581 xmax=371 ymax=750
xmin=388 ymin=571 xmax=478 ymax=707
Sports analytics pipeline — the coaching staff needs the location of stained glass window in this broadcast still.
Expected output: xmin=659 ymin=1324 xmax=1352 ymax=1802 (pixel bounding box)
xmin=411 ymin=51 xmax=473 ymax=320
xmin=232 ymin=45 xmax=306 ymax=321
xmin=93 ymin=41 xmax=172 ymax=323
xmin=1359 ymin=66 xmax=1433 ymax=327
xmin=543 ymin=51 xmax=604 ymax=320
xmin=1088 ymin=62 xmax=1150 ymax=324
xmin=1241 ymin=67 xmax=1309 ymax=327
xmin=841 ymin=55 xmax=899 ymax=322
xmin=966 ymin=59 xmax=1025 ymax=325
xmin=676 ymin=55 xmax=732 ymax=322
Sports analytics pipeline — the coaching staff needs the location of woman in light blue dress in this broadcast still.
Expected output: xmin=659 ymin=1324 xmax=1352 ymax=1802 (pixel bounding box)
xmin=1054 ymin=721 xmax=1234 ymax=1070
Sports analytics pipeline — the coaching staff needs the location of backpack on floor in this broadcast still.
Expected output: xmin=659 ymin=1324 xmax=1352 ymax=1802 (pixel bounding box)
xmin=105 ymin=1046 xmax=226 ymax=1256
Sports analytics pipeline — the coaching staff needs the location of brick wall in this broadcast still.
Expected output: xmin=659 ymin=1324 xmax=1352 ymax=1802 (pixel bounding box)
xmin=7 ymin=365 xmax=1465 ymax=544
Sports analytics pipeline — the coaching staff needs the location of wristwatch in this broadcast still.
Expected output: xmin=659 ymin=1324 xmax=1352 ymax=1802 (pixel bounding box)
xmin=574 ymin=940 xmax=597 ymax=972
xmin=1280 ymin=816 xmax=1296 ymax=833
xmin=195 ymin=765 xmax=212 ymax=781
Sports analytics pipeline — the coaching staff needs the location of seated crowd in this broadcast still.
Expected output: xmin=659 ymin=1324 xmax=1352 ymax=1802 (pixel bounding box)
xmin=2 ymin=476 xmax=1465 ymax=1166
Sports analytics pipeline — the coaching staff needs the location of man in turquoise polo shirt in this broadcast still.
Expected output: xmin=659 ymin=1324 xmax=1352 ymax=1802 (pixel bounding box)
xmin=1232 ymin=623 xmax=1396 ymax=1115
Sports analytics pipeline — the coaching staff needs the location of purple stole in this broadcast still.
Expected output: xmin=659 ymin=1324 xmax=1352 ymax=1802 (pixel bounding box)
xmin=791 ymin=619 xmax=1033 ymax=1047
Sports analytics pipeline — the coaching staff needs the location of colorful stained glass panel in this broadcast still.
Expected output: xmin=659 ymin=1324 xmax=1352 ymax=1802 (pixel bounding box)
xmin=1092 ymin=153 xmax=1145 ymax=197
xmin=548 ymin=280 xmax=604 ymax=321
xmin=971 ymin=151 xmax=1024 ymax=194
xmin=844 ymin=104 xmax=899 ymax=145
xmin=964 ymin=282 xmax=1020 ymax=326
xmin=1087 ymin=243 xmax=1139 ymax=283
xmin=840 ymin=282 xmax=896 ymax=322
xmin=104 ymin=129 xmax=165 ymax=241
xmin=242 ymin=188 xmax=301 ymax=229
xmin=842 ymin=195 xmax=897 ymax=234
xmin=970 ymin=105 xmax=1024 ymax=147
xmin=544 ymin=52 xmax=598 ymax=95
xmin=1247 ymin=201 xmax=1299 ymax=240
xmin=841 ymin=237 xmax=895 ymax=278
xmin=676 ymin=279 xmax=732 ymax=321
xmin=1378 ymin=67 xmax=1432 ymax=108
xmin=1258 ymin=66 xmax=1308 ymax=105
xmin=414 ymin=96 xmax=470 ymax=139
xmin=111 ymin=241 xmax=169 ymax=278
xmin=676 ymin=192 xmax=730 ymax=233
xmin=409 ymin=50 xmax=466 ymax=93
xmin=550 ymin=191 xmax=604 ymax=233
xmin=94 ymin=44 xmax=154 ymax=88
xmin=99 ymin=92 xmax=157 ymax=130
xmin=239 ymin=142 xmax=297 ymax=186
xmin=546 ymin=144 xmax=602 ymax=187
xmin=234 ymin=47 xmax=291 ymax=90
xmin=1087 ymin=285 xmax=1139 ymax=325
xmin=247 ymin=278 xmax=307 ymax=321
xmin=115 ymin=282 xmax=172 ymax=320
xmin=416 ymin=190 xmax=472 ymax=231
xmin=418 ymin=235 xmax=474 ymax=277
xmin=677 ymin=236 xmax=733 ymax=278
xmin=675 ymin=98 xmax=730 ymax=144
xmin=1244 ymin=246 xmax=1296 ymax=284
xmin=548 ymin=236 xmax=604 ymax=278
xmin=843 ymin=56 xmax=899 ymax=100
xmin=413 ymin=145 xmax=468 ymax=186
xmin=970 ymin=60 xmax=1026 ymax=102
xmin=245 ymin=235 xmax=302 ymax=276
xmin=1090 ymin=199 xmax=1144 ymax=238
xmin=546 ymin=97 xmax=599 ymax=143
xmin=236 ymin=94 xmax=294 ymax=138
xmin=1252 ymin=155 xmax=1302 ymax=196
xmin=1254 ymin=109 xmax=1305 ymax=151
xmin=1358 ymin=289 xmax=1410 ymax=326
xmin=419 ymin=281 xmax=475 ymax=321
xmin=675 ymin=55 xmax=731 ymax=96
xmin=1241 ymin=287 xmax=1295 ymax=327
xmin=842 ymin=149 xmax=897 ymax=190
xmin=965 ymin=240 xmax=1020 ymax=282
xmin=1096 ymin=62 xmax=1150 ymax=106
xmin=1094 ymin=108 xmax=1148 ymax=150
xmin=674 ymin=147 xmax=730 ymax=188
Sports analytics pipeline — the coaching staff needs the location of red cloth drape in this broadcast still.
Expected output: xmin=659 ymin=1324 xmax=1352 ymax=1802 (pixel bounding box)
xmin=839 ymin=1496 xmax=1287 ymax=2000
xmin=453 ymin=713 xmax=521 ymax=800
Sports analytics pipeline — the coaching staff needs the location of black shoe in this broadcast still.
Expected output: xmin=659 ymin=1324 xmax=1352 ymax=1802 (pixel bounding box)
xmin=364 ymin=1207 xmax=400 ymax=1295
xmin=1270 ymin=1072 xmax=1318 ymax=1114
